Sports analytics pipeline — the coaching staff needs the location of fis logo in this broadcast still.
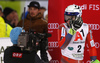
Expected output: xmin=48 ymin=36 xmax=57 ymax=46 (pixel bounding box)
xmin=75 ymin=4 xmax=99 ymax=11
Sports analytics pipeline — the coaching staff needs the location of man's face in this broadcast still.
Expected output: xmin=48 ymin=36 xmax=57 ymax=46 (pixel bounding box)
xmin=64 ymin=15 xmax=76 ymax=21
xmin=64 ymin=15 xmax=76 ymax=26
xmin=7 ymin=11 xmax=18 ymax=26
xmin=29 ymin=7 xmax=39 ymax=17
xmin=11 ymin=11 xmax=18 ymax=26
xmin=7 ymin=11 xmax=15 ymax=21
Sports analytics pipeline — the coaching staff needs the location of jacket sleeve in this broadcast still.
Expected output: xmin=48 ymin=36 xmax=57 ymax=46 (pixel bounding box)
xmin=58 ymin=26 xmax=66 ymax=48
xmin=86 ymin=26 xmax=97 ymax=61
xmin=58 ymin=24 xmax=74 ymax=49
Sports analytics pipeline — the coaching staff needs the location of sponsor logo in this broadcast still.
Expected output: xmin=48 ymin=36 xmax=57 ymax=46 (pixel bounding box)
xmin=79 ymin=4 xmax=87 ymax=10
xmin=76 ymin=4 xmax=100 ymax=11
xmin=72 ymin=53 xmax=83 ymax=58
xmin=89 ymin=4 xmax=99 ymax=11
xmin=12 ymin=52 xmax=22 ymax=58
xmin=48 ymin=23 xmax=59 ymax=29
xmin=88 ymin=24 xmax=100 ymax=30
xmin=48 ymin=41 xmax=59 ymax=48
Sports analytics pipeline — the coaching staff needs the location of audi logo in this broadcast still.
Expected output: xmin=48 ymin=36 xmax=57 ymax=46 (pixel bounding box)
xmin=48 ymin=23 xmax=59 ymax=29
xmin=88 ymin=24 xmax=100 ymax=30
xmin=50 ymin=60 xmax=59 ymax=63
xmin=48 ymin=41 xmax=59 ymax=48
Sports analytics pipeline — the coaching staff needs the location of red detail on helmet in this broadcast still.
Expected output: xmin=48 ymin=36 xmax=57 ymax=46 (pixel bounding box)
xmin=68 ymin=12 xmax=70 ymax=14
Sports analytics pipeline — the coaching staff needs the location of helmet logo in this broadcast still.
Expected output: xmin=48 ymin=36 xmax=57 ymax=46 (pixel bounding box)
xmin=68 ymin=12 xmax=70 ymax=14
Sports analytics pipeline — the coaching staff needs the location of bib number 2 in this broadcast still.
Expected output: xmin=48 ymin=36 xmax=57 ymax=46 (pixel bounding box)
xmin=77 ymin=45 xmax=82 ymax=52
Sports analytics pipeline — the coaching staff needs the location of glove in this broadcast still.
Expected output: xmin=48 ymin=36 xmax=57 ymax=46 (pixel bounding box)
xmin=91 ymin=59 xmax=100 ymax=63
xmin=68 ymin=28 xmax=76 ymax=35
xmin=70 ymin=16 xmax=83 ymax=31
xmin=10 ymin=27 xmax=25 ymax=44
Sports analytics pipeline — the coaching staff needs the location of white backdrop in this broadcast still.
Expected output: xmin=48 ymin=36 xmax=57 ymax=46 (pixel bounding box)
xmin=0 ymin=38 xmax=13 ymax=63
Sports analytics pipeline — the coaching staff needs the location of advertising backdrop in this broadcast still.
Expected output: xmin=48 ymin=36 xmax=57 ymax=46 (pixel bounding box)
xmin=0 ymin=0 xmax=100 ymax=63
xmin=48 ymin=0 xmax=100 ymax=63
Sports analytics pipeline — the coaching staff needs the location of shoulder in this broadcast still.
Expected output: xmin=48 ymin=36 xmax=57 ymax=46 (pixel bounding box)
xmin=4 ymin=46 xmax=20 ymax=53
xmin=81 ymin=23 xmax=91 ymax=32
xmin=37 ymin=19 xmax=48 ymax=25
xmin=81 ymin=23 xmax=89 ymax=27
xmin=7 ymin=24 xmax=13 ymax=29
xmin=59 ymin=23 xmax=68 ymax=30
xmin=59 ymin=23 xmax=67 ymax=27
xmin=17 ymin=18 xmax=28 ymax=27
xmin=81 ymin=23 xmax=89 ymax=28
xmin=82 ymin=23 xmax=88 ymax=26
xmin=4 ymin=46 xmax=13 ymax=54
xmin=19 ymin=18 xmax=28 ymax=23
xmin=0 ymin=16 xmax=5 ymax=23
xmin=0 ymin=22 xmax=5 ymax=26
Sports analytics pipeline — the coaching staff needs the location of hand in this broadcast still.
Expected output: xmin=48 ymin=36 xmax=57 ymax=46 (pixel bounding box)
xmin=71 ymin=17 xmax=83 ymax=31
xmin=11 ymin=19 xmax=18 ymax=26
xmin=91 ymin=59 xmax=100 ymax=63
xmin=68 ymin=28 xmax=76 ymax=35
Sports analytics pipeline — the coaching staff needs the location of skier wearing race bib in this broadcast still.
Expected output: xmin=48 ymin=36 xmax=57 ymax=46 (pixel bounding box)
xmin=58 ymin=4 xmax=100 ymax=63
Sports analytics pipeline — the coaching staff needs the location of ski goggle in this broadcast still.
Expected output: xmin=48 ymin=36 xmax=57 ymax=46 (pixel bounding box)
xmin=64 ymin=15 xmax=76 ymax=21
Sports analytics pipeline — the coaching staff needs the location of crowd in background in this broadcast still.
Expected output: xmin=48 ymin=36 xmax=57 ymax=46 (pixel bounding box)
xmin=0 ymin=4 xmax=48 ymax=38
xmin=2 ymin=1 xmax=50 ymax=63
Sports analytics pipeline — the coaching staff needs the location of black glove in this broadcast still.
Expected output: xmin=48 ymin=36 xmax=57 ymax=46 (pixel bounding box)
xmin=70 ymin=16 xmax=83 ymax=30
